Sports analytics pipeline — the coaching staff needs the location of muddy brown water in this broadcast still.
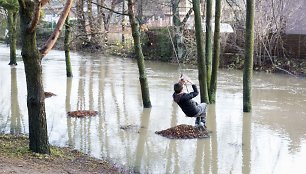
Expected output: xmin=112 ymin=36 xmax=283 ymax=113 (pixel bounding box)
xmin=1 ymin=44 xmax=306 ymax=173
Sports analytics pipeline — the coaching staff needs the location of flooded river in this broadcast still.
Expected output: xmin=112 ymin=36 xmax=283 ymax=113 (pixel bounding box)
xmin=1 ymin=44 xmax=306 ymax=173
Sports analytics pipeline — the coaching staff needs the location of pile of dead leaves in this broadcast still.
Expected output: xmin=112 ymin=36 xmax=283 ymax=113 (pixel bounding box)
xmin=155 ymin=124 xmax=209 ymax=139
xmin=67 ymin=110 xmax=99 ymax=118
xmin=44 ymin=92 xmax=56 ymax=98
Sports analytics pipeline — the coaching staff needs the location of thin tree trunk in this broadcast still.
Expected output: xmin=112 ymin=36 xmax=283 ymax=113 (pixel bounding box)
xmin=172 ymin=0 xmax=184 ymax=59
xmin=209 ymin=0 xmax=222 ymax=103
xmin=19 ymin=2 xmax=50 ymax=154
xmin=97 ymin=0 xmax=105 ymax=44
xmin=243 ymin=0 xmax=255 ymax=112
xmin=88 ymin=0 xmax=94 ymax=39
xmin=127 ymin=0 xmax=152 ymax=108
xmin=76 ymin=0 xmax=89 ymax=44
xmin=121 ymin=0 xmax=125 ymax=43
xmin=205 ymin=0 xmax=213 ymax=90
xmin=192 ymin=0 xmax=209 ymax=103
xmin=8 ymin=11 xmax=17 ymax=65
xmin=65 ymin=15 xmax=73 ymax=77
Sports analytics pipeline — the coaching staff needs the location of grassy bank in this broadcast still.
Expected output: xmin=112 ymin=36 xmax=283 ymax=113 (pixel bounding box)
xmin=0 ymin=134 xmax=133 ymax=174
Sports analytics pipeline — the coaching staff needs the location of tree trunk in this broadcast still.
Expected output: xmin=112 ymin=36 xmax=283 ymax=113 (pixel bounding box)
xmin=127 ymin=0 xmax=152 ymax=108
xmin=87 ymin=0 xmax=94 ymax=41
xmin=205 ymin=0 xmax=213 ymax=90
xmin=8 ymin=11 xmax=17 ymax=66
xmin=209 ymin=0 xmax=222 ymax=103
xmin=192 ymin=0 xmax=209 ymax=103
xmin=65 ymin=15 xmax=73 ymax=77
xmin=97 ymin=0 xmax=106 ymax=45
xmin=172 ymin=0 xmax=185 ymax=59
xmin=19 ymin=2 xmax=50 ymax=154
xmin=76 ymin=0 xmax=89 ymax=44
xmin=243 ymin=0 xmax=255 ymax=112
xmin=121 ymin=0 xmax=125 ymax=43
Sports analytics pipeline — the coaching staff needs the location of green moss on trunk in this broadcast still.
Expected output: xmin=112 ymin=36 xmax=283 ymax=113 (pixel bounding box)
xmin=128 ymin=0 xmax=152 ymax=108
xmin=209 ymin=0 xmax=222 ymax=103
xmin=192 ymin=0 xmax=209 ymax=103
xmin=243 ymin=0 xmax=255 ymax=112
xmin=205 ymin=0 xmax=213 ymax=91
xmin=19 ymin=1 xmax=50 ymax=154
xmin=65 ymin=15 xmax=73 ymax=77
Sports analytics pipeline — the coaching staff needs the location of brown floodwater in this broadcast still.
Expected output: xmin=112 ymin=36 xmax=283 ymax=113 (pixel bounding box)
xmin=1 ymin=44 xmax=306 ymax=173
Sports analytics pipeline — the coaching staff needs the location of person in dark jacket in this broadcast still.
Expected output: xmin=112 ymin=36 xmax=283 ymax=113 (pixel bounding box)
xmin=173 ymin=78 xmax=207 ymax=128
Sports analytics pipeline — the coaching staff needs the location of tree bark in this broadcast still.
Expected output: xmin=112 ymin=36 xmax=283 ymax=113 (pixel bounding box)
xmin=40 ymin=0 xmax=73 ymax=56
xmin=172 ymin=0 xmax=184 ymax=59
xmin=192 ymin=0 xmax=209 ymax=103
xmin=76 ymin=0 xmax=89 ymax=44
xmin=8 ymin=11 xmax=17 ymax=66
xmin=65 ymin=14 xmax=73 ymax=77
xmin=127 ymin=0 xmax=152 ymax=108
xmin=209 ymin=0 xmax=222 ymax=103
xmin=205 ymin=0 xmax=213 ymax=90
xmin=243 ymin=0 xmax=255 ymax=112
xmin=19 ymin=0 xmax=50 ymax=154
xmin=18 ymin=0 xmax=73 ymax=154
xmin=121 ymin=0 xmax=125 ymax=43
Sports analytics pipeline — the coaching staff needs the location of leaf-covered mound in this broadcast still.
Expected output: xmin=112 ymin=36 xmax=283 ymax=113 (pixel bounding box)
xmin=155 ymin=124 xmax=209 ymax=139
xmin=44 ymin=92 xmax=56 ymax=98
xmin=67 ymin=110 xmax=99 ymax=117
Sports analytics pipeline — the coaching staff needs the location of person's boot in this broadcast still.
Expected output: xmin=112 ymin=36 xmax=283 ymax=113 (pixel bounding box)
xmin=200 ymin=117 xmax=207 ymax=129
xmin=195 ymin=117 xmax=200 ymax=127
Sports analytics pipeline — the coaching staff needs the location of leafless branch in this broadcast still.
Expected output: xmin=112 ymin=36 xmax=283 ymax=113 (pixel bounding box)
xmin=91 ymin=1 xmax=128 ymax=16
xmin=40 ymin=0 xmax=73 ymax=57
xmin=27 ymin=2 xmax=41 ymax=33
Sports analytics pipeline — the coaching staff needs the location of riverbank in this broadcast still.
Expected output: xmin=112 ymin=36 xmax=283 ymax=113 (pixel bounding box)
xmin=0 ymin=134 xmax=133 ymax=174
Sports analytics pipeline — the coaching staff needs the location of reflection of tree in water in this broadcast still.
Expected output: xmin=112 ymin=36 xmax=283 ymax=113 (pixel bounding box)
xmin=193 ymin=106 xmax=220 ymax=174
xmin=66 ymin=78 xmax=73 ymax=147
xmin=97 ymin=59 xmax=110 ymax=158
xmin=134 ymin=109 xmax=151 ymax=173
xmin=77 ymin=63 xmax=86 ymax=110
xmin=165 ymin=103 xmax=179 ymax=173
xmin=9 ymin=67 xmax=24 ymax=134
xmin=242 ymin=113 xmax=251 ymax=174
xmin=67 ymin=60 xmax=98 ymax=154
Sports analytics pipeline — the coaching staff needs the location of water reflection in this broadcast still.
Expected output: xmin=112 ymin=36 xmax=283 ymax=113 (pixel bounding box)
xmin=10 ymin=67 xmax=23 ymax=134
xmin=242 ymin=112 xmax=251 ymax=174
xmin=134 ymin=109 xmax=151 ymax=172
xmin=1 ymin=45 xmax=306 ymax=173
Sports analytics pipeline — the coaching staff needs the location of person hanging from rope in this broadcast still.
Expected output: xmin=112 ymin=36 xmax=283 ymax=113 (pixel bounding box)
xmin=173 ymin=75 xmax=207 ymax=129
